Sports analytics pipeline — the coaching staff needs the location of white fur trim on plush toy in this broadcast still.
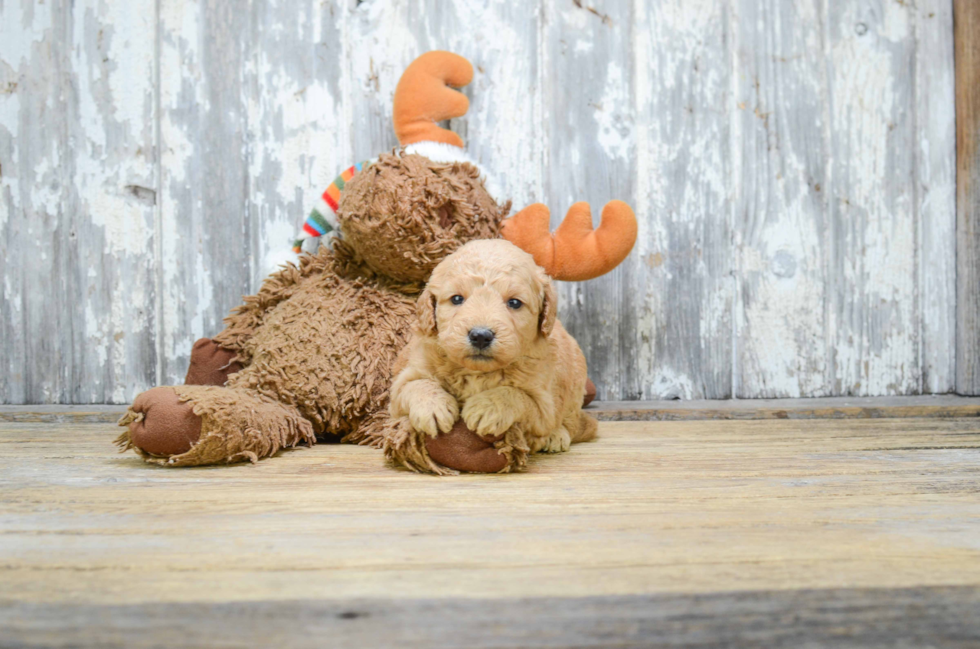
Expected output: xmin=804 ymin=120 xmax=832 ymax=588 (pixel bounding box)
xmin=263 ymin=246 xmax=301 ymax=278
xmin=404 ymin=140 xmax=477 ymax=165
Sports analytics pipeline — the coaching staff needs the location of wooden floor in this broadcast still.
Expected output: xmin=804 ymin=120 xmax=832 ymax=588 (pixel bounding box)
xmin=2 ymin=408 xmax=980 ymax=647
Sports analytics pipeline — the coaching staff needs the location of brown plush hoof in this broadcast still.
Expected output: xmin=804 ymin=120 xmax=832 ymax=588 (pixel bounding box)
xmin=127 ymin=387 xmax=203 ymax=456
xmin=424 ymin=420 xmax=508 ymax=473
xmin=583 ymin=378 xmax=597 ymax=407
xmin=184 ymin=338 xmax=242 ymax=386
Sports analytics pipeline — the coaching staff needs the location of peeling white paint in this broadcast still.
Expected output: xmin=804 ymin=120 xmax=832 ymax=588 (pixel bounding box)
xmin=2 ymin=274 xmax=19 ymax=315
xmin=916 ymin=0 xmax=957 ymax=393
xmin=0 ymin=62 xmax=19 ymax=232
xmin=829 ymin=1 xmax=917 ymax=395
xmin=630 ymin=0 xmax=734 ymax=399
xmin=594 ymin=62 xmax=632 ymax=162
xmin=0 ymin=0 xmax=53 ymax=67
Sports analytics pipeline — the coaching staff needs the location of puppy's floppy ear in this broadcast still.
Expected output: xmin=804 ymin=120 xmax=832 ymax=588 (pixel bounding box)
xmin=416 ymin=288 xmax=438 ymax=336
xmin=538 ymin=277 xmax=557 ymax=337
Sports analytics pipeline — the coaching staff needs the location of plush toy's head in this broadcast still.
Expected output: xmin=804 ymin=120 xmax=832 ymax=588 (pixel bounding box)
xmin=337 ymin=152 xmax=506 ymax=283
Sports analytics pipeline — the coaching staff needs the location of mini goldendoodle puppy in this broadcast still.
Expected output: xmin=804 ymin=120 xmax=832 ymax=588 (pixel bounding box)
xmin=388 ymin=239 xmax=598 ymax=472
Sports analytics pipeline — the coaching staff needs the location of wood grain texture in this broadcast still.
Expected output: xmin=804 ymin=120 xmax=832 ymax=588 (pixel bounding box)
xmin=346 ymin=2 xmax=407 ymax=162
xmin=67 ymin=0 xmax=161 ymax=404
xmin=543 ymin=0 xmax=636 ymax=400
xmin=5 ymin=395 xmax=980 ymax=423
xmin=0 ymin=0 xmax=159 ymax=404
xmin=633 ymin=0 xmax=734 ymax=399
xmin=956 ymin=0 xmax=980 ymax=395
xmin=0 ymin=0 xmax=960 ymax=403
xmin=734 ymin=0 xmax=832 ymax=398
xmin=736 ymin=0 xmax=956 ymax=398
xmin=829 ymin=1 xmax=919 ymax=396
xmin=245 ymin=0 xmax=350 ymax=288
xmin=0 ymin=1 xmax=71 ymax=404
xmin=157 ymin=0 xmax=252 ymax=385
xmin=1 ymin=418 xmax=979 ymax=625
xmin=590 ymin=394 xmax=980 ymax=421
xmin=918 ymin=1 xmax=957 ymax=394
xmin=4 ymin=587 xmax=979 ymax=648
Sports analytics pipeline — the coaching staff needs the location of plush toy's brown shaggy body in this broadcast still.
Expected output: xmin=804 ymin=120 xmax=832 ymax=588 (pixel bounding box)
xmin=117 ymin=153 xmax=505 ymax=466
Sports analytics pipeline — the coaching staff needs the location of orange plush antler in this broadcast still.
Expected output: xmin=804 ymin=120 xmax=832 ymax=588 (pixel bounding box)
xmin=393 ymin=51 xmax=473 ymax=148
xmin=501 ymin=200 xmax=638 ymax=281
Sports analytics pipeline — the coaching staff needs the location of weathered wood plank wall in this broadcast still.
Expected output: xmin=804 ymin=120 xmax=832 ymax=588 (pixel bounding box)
xmin=0 ymin=0 xmax=961 ymax=403
xmin=956 ymin=0 xmax=980 ymax=395
xmin=0 ymin=0 xmax=160 ymax=404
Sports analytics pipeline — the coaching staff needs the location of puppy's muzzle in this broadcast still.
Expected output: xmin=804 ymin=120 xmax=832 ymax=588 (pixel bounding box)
xmin=468 ymin=327 xmax=495 ymax=350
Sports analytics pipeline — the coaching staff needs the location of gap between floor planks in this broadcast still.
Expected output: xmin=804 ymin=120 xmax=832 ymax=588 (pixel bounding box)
xmin=2 ymin=394 xmax=979 ymax=423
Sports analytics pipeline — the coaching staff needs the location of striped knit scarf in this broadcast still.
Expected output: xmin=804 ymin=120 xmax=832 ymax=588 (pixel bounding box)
xmin=292 ymin=161 xmax=372 ymax=254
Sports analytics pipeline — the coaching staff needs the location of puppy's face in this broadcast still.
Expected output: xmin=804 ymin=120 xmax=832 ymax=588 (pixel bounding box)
xmin=417 ymin=240 xmax=556 ymax=371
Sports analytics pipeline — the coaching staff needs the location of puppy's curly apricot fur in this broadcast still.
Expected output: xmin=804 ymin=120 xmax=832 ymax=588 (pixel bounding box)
xmin=387 ymin=240 xmax=598 ymax=473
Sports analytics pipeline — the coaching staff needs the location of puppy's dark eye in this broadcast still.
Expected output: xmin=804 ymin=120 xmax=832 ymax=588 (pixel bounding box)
xmin=450 ymin=295 xmax=465 ymax=305
xmin=507 ymin=298 xmax=523 ymax=310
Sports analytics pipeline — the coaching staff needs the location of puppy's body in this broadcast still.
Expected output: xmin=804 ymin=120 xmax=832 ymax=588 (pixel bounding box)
xmin=390 ymin=240 xmax=597 ymax=458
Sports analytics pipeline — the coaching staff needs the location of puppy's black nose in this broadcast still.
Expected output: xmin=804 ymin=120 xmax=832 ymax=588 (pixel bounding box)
xmin=468 ymin=327 xmax=495 ymax=350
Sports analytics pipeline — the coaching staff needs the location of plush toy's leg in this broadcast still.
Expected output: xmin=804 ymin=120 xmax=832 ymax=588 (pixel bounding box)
xmin=382 ymin=418 xmax=528 ymax=475
xmin=116 ymin=385 xmax=314 ymax=467
xmin=184 ymin=338 xmax=242 ymax=386
xmin=119 ymin=387 xmax=204 ymax=456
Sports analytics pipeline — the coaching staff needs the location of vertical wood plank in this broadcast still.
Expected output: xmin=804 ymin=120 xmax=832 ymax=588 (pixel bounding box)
xmin=956 ymin=0 xmax=980 ymax=394
xmin=68 ymin=0 xmax=159 ymax=403
xmin=158 ymin=0 xmax=251 ymax=385
xmin=916 ymin=0 xmax=956 ymax=394
xmin=632 ymin=0 xmax=733 ymax=399
xmin=738 ymin=0 xmax=952 ymax=398
xmin=245 ymin=0 xmax=351 ymax=288
xmin=542 ymin=0 xmax=636 ymax=400
xmin=827 ymin=0 xmax=918 ymax=395
xmin=734 ymin=0 xmax=833 ymax=398
xmin=346 ymin=1 xmax=420 ymax=162
xmin=0 ymin=0 xmax=158 ymax=404
xmin=0 ymin=0 xmax=71 ymax=403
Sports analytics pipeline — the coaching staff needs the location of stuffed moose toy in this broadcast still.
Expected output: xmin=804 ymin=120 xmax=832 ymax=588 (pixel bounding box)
xmin=116 ymin=52 xmax=637 ymax=474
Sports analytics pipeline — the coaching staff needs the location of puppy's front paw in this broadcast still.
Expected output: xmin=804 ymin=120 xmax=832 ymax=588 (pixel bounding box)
xmin=540 ymin=428 xmax=572 ymax=453
xmin=462 ymin=392 xmax=518 ymax=438
xmin=409 ymin=392 xmax=459 ymax=437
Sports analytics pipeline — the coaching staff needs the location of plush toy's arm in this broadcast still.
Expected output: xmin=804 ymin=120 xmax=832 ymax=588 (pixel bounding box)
xmin=501 ymin=200 xmax=638 ymax=282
